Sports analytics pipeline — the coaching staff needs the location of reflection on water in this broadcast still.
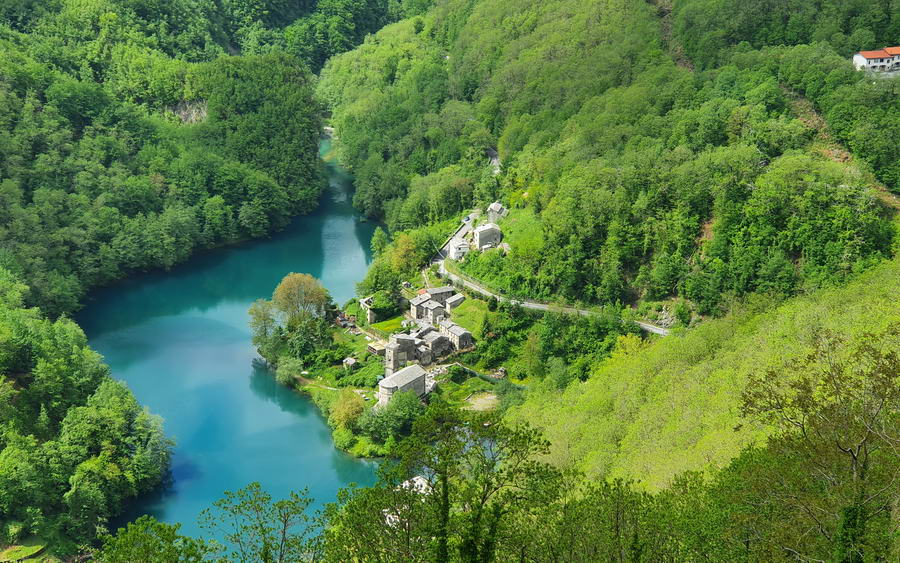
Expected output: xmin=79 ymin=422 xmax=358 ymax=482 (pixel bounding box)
xmin=79 ymin=143 xmax=378 ymax=538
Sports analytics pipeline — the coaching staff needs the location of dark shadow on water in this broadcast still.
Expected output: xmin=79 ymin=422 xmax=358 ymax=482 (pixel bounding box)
xmin=247 ymin=360 xmax=316 ymax=419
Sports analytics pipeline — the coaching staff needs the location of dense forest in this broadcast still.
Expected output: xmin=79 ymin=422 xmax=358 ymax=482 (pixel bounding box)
xmin=0 ymin=0 xmax=438 ymax=316
xmin=2 ymin=0 xmax=899 ymax=559
xmin=320 ymin=0 xmax=898 ymax=314
xmin=315 ymin=0 xmax=900 ymax=559
xmin=0 ymin=268 xmax=170 ymax=551
xmin=0 ymin=0 xmax=415 ymax=554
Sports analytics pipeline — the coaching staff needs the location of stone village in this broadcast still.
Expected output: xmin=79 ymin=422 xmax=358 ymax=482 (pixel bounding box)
xmin=356 ymin=202 xmax=510 ymax=409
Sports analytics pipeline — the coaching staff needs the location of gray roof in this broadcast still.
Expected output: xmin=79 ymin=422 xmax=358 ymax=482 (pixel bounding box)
xmin=423 ymin=300 xmax=444 ymax=310
xmin=428 ymin=286 xmax=455 ymax=296
xmin=410 ymin=325 xmax=434 ymax=339
xmin=423 ymin=331 xmax=447 ymax=344
xmin=474 ymin=223 xmax=500 ymax=234
xmin=488 ymin=201 xmax=506 ymax=213
xmin=446 ymin=294 xmax=465 ymax=306
xmin=447 ymin=323 xmax=470 ymax=337
xmin=380 ymin=364 xmax=427 ymax=389
xmin=410 ymin=294 xmax=432 ymax=306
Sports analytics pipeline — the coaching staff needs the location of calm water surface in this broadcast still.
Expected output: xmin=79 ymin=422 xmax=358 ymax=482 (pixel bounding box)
xmin=77 ymin=140 xmax=378 ymax=538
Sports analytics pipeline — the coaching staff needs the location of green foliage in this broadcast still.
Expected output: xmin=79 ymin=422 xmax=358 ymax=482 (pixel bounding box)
xmin=358 ymin=390 xmax=424 ymax=443
xmin=199 ymin=482 xmax=319 ymax=562
xmin=673 ymin=0 xmax=900 ymax=66
xmin=96 ymin=516 xmax=209 ymax=562
xmin=328 ymin=389 xmax=366 ymax=430
xmin=322 ymin=0 xmax=895 ymax=317
xmin=248 ymin=273 xmax=337 ymax=367
xmin=0 ymin=22 xmax=323 ymax=315
xmin=0 ymin=270 xmax=170 ymax=548
xmin=509 ymin=255 xmax=900 ymax=490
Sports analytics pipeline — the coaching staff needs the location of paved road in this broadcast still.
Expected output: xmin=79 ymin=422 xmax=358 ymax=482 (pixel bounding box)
xmin=436 ymin=261 xmax=670 ymax=336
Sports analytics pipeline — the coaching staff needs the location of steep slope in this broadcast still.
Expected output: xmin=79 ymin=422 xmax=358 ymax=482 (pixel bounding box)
xmin=508 ymin=254 xmax=900 ymax=489
xmin=320 ymin=0 xmax=896 ymax=316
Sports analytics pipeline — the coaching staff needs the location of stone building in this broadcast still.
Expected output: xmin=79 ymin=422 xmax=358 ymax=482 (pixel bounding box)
xmin=359 ymin=295 xmax=376 ymax=324
xmin=384 ymin=333 xmax=418 ymax=376
xmin=422 ymin=330 xmax=452 ymax=357
xmin=422 ymin=300 xmax=446 ymax=324
xmin=425 ymin=286 xmax=456 ymax=304
xmin=449 ymin=239 xmax=470 ymax=261
xmin=487 ymin=201 xmax=508 ymax=223
xmin=473 ymin=223 xmax=502 ymax=249
xmin=439 ymin=319 xmax=474 ymax=349
xmin=446 ymin=293 xmax=465 ymax=309
xmin=409 ymin=293 xmax=432 ymax=319
xmin=377 ymin=364 xmax=427 ymax=407
xmin=410 ymin=286 xmax=458 ymax=322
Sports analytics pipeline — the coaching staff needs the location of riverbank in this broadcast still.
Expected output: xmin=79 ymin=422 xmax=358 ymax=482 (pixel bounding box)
xmin=78 ymin=139 xmax=379 ymax=539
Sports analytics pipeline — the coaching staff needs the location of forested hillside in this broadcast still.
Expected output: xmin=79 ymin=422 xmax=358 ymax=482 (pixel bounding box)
xmin=0 ymin=0 xmax=417 ymax=553
xmin=315 ymin=0 xmax=900 ymax=559
xmin=0 ymin=0 xmax=435 ymax=316
xmin=0 ymin=268 xmax=170 ymax=551
xmin=320 ymin=0 xmax=897 ymax=314
xmin=508 ymin=253 xmax=900 ymax=488
xmin=2 ymin=0 xmax=898 ymax=559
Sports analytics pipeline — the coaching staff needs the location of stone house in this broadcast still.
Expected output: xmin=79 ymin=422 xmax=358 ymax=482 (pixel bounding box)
xmin=377 ymin=364 xmax=427 ymax=407
xmin=425 ymin=286 xmax=456 ymax=304
xmin=487 ymin=201 xmax=509 ymax=223
xmin=409 ymin=293 xmax=432 ymax=319
xmin=439 ymin=319 xmax=474 ymax=349
xmin=359 ymin=295 xmax=376 ymax=324
xmin=473 ymin=223 xmax=502 ymax=249
xmin=385 ymin=334 xmax=417 ymax=376
xmin=445 ymin=293 xmax=465 ymax=310
xmin=449 ymin=239 xmax=470 ymax=261
xmin=422 ymin=300 xmax=446 ymax=324
xmin=410 ymin=286 xmax=457 ymax=321
xmin=422 ymin=330 xmax=452 ymax=357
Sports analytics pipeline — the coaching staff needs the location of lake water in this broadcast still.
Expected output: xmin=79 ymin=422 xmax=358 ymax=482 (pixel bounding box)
xmin=76 ymin=139 xmax=378 ymax=539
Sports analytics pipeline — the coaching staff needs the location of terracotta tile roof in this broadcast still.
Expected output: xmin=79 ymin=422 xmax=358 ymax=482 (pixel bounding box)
xmin=884 ymin=47 xmax=900 ymax=55
xmin=859 ymin=50 xmax=890 ymax=59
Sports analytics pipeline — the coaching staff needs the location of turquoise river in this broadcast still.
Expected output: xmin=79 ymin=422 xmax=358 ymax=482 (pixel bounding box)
xmin=76 ymin=140 xmax=379 ymax=539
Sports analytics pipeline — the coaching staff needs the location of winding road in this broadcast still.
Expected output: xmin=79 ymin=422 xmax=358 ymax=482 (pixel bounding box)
xmin=433 ymin=237 xmax=670 ymax=336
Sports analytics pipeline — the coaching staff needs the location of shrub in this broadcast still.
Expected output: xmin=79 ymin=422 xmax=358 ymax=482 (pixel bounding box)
xmin=332 ymin=427 xmax=356 ymax=451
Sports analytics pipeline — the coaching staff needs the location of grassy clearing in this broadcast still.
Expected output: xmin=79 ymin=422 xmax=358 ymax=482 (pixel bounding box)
xmin=500 ymin=207 xmax=543 ymax=250
xmin=371 ymin=315 xmax=403 ymax=334
xmin=448 ymin=298 xmax=488 ymax=337
xmin=0 ymin=537 xmax=46 ymax=563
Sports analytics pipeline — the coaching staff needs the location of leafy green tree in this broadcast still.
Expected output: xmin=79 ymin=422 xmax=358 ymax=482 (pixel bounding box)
xmin=359 ymin=391 xmax=424 ymax=443
xmin=740 ymin=324 xmax=900 ymax=561
xmin=248 ymin=298 xmax=280 ymax=363
xmin=370 ymin=226 xmax=390 ymax=257
xmin=273 ymin=273 xmax=332 ymax=322
xmin=329 ymin=388 xmax=366 ymax=430
xmin=199 ymin=482 xmax=320 ymax=563
xmin=96 ymin=515 xmax=210 ymax=563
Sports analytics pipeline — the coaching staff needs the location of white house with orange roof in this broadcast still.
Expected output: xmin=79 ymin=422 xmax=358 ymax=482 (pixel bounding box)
xmin=853 ymin=47 xmax=900 ymax=71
